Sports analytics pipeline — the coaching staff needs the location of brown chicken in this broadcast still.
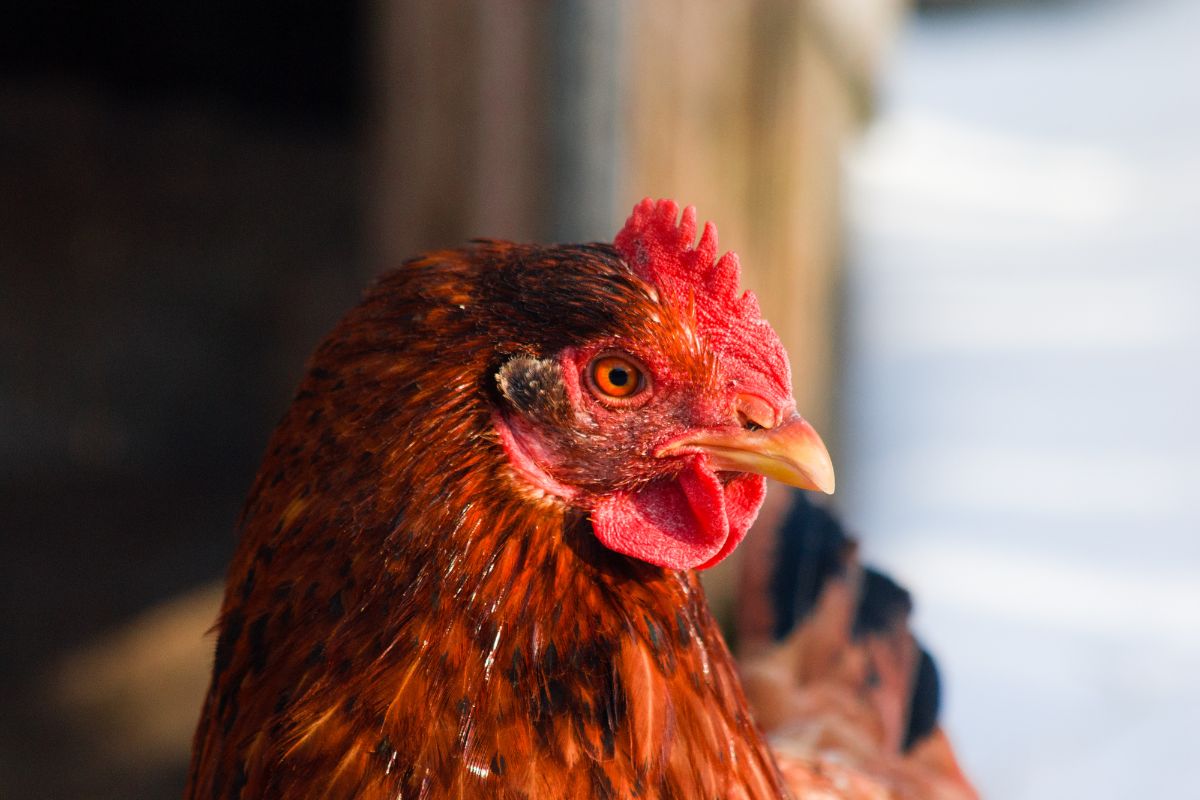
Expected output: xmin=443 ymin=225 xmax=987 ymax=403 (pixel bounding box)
xmin=185 ymin=198 xmax=927 ymax=799
xmin=737 ymin=489 xmax=978 ymax=800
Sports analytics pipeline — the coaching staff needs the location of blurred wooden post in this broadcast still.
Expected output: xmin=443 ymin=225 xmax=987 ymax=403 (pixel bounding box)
xmin=622 ymin=0 xmax=905 ymax=435
xmin=369 ymin=0 xmax=626 ymax=262
xmin=616 ymin=0 xmax=906 ymax=621
xmin=370 ymin=0 xmax=907 ymax=621
xmin=372 ymin=0 xmax=902 ymax=416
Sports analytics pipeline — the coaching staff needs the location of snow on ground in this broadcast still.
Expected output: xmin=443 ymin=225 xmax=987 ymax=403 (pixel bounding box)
xmin=840 ymin=1 xmax=1200 ymax=797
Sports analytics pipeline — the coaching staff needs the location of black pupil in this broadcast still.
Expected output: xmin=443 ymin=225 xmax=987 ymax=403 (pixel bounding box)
xmin=608 ymin=367 xmax=630 ymax=387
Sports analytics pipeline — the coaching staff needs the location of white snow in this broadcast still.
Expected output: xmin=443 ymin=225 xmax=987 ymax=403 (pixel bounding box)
xmin=840 ymin=1 xmax=1200 ymax=797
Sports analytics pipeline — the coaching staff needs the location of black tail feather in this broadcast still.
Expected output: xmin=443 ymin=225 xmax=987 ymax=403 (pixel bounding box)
xmin=766 ymin=488 xmax=943 ymax=752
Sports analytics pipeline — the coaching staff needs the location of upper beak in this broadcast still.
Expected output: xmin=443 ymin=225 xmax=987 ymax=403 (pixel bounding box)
xmin=658 ymin=413 xmax=836 ymax=494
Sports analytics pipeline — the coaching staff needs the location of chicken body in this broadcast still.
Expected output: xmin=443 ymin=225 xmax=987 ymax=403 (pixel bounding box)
xmin=187 ymin=201 xmax=836 ymax=798
xmin=738 ymin=491 xmax=978 ymax=800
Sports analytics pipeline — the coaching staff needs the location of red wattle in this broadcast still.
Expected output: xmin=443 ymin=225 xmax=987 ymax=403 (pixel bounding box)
xmin=697 ymin=473 xmax=765 ymax=570
xmin=591 ymin=458 xmax=762 ymax=571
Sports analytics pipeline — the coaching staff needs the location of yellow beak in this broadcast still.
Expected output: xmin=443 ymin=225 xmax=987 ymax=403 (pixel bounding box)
xmin=658 ymin=414 xmax=835 ymax=494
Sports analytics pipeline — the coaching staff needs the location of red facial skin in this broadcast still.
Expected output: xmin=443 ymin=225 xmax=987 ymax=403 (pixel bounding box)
xmin=494 ymin=198 xmax=797 ymax=571
xmin=495 ymin=339 xmax=774 ymax=571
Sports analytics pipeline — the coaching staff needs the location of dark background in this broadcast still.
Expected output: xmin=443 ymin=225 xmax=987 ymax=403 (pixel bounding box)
xmin=1 ymin=3 xmax=366 ymax=796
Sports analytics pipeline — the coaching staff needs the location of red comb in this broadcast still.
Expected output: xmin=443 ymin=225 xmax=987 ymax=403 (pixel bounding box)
xmin=613 ymin=198 xmax=751 ymax=323
xmin=613 ymin=198 xmax=793 ymax=408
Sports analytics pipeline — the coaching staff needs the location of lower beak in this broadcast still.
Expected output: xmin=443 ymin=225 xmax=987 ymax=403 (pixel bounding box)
xmin=659 ymin=414 xmax=835 ymax=494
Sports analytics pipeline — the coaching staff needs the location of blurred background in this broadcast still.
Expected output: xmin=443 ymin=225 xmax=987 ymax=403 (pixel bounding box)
xmin=1 ymin=0 xmax=1196 ymax=798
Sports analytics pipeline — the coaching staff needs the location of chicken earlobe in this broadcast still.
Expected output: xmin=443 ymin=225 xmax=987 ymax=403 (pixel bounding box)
xmin=496 ymin=355 xmax=571 ymax=426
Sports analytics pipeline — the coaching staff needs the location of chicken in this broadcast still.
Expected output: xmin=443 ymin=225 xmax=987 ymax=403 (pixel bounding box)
xmin=737 ymin=489 xmax=978 ymax=800
xmin=187 ymin=197 xmax=862 ymax=799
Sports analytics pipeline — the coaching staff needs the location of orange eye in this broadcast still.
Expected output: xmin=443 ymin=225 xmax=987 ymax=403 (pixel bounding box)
xmin=589 ymin=355 xmax=645 ymax=400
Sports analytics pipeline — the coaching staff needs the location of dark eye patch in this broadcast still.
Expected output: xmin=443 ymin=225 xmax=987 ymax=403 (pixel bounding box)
xmin=496 ymin=356 xmax=571 ymax=424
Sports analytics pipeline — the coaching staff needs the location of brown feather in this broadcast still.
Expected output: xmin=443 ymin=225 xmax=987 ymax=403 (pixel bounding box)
xmin=186 ymin=242 xmax=792 ymax=799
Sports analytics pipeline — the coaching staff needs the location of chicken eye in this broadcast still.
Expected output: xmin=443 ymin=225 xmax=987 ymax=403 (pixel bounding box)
xmin=588 ymin=355 xmax=646 ymax=401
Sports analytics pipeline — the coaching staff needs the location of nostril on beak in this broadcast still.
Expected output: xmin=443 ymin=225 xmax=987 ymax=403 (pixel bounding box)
xmin=737 ymin=410 xmax=764 ymax=431
xmin=734 ymin=393 xmax=777 ymax=432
